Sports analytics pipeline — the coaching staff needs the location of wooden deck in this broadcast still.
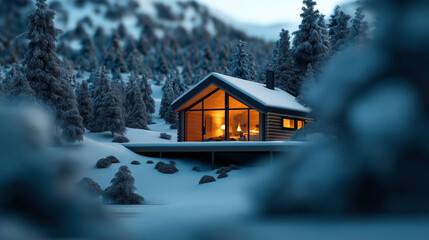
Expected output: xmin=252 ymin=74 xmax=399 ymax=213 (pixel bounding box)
xmin=123 ymin=141 xmax=308 ymax=169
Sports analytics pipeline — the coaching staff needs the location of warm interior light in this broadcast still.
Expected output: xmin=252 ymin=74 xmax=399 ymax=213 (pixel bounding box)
xmin=221 ymin=124 xmax=225 ymax=130
xmin=237 ymin=123 xmax=241 ymax=132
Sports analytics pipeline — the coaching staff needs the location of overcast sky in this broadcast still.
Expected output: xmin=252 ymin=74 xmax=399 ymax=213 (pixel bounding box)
xmin=196 ymin=0 xmax=351 ymax=25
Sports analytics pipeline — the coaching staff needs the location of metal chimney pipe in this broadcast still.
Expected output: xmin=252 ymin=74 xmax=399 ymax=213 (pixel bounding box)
xmin=266 ymin=70 xmax=275 ymax=90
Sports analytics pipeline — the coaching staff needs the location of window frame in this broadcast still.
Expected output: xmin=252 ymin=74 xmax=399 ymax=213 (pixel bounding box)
xmin=281 ymin=117 xmax=306 ymax=130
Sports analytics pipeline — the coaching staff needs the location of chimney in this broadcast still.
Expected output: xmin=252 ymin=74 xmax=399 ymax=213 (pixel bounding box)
xmin=266 ymin=70 xmax=275 ymax=90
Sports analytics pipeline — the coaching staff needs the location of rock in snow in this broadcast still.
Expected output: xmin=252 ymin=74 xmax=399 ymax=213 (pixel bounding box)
xmin=216 ymin=167 xmax=231 ymax=174
xmin=96 ymin=158 xmax=112 ymax=168
xmin=192 ymin=166 xmax=201 ymax=172
xmin=106 ymin=155 xmax=120 ymax=163
xmin=112 ymin=136 xmax=130 ymax=143
xmin=155 ymin=161 xmax=179 ymax=174
xmin=199 ymin=175 xmax=216 ymax=184
xmin=218 ymin=173 xmax=228 ymax=179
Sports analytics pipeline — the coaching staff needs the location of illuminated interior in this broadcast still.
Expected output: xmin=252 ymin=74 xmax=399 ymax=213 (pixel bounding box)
xmin=184 ymin=88 xmax=260 ymax=142
xmin=283 ymin=118 xmax=306 ymax=130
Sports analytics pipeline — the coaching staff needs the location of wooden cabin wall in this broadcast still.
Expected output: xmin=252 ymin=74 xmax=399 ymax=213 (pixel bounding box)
xmin=264 ymin=112 xmax=310 ymax=141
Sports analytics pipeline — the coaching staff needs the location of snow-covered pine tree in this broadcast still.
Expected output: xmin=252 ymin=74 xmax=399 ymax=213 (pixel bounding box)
xmin=138 ymin=73 xmax=155 ymax=123
xmin=127 ymin=49 xmax=143 ymax=75
xmin=60 ymin=108 xmax=85 ymax=143
xmin=76 ymin=80 xmax=92 ymax=128
xmin=124 ymin=73 xmax=137 ymax=117
xmin=102 ymin=84 xmax=126 ymax=137
xmin=349 ymin=7 xmax=369 ymax=45
xmin=20 ymin=0 xmax=84 ymax=143
xmin=105 ymin=31 xmax=128 ymax=74
xmin=79 ymin=33 xmax=98 ymax=72
xmin=292 ymin=0 xmax=329 ymax=88
xmin=227 ymin=40 xmax=256 ymax=81
xmin=125 ymin=73 xmax=148 ymax=130
xmin=4 ymin=68 xmax=35 ymax=102
xmin=199 ymin=45 xmax=217 ymax=73
xmin=88 ymin=67 xmax=110 ymax=132
xmin=102 ymin=166 xmax=144 ymax=204
xmin=317 ymin=14 xmax=331 ymax=57
xmin=181 ymin=62 xmax=193 ymax=85
xmin=111 ymin=71 xmax=127 ymax=119
xmin=159 ymin=72 xmax=177 ymax=119
xmin=273 ymin=29 xmax=298 ymax=95
xmin=217 ymin=43 xmax=230 ymax=72
xmin=328 ymin=5 xmax=351 ymax=54
xmin=154 ymin=54 xmax=169 ymax=82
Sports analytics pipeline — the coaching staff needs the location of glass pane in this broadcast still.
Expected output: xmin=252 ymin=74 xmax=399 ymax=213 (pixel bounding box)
xmin=228 ymin=110 xmax=248 ymax=141
xmin=190 ymin=102 xmax=202 ymax=110
xmin=249 ymin=109 xmax=260 ymax=141
xmin=297 ymin=120 xmax=305 ymax=129
xmin=283 ymin=118 xmax=295 ymax=129
xmin=229 ymin=96 xmax=248 ymax=109
xmin=185 ymin=111 xmax=202 ymax=141
xmin=203 ymin=110 xmax=225 ymax=141
xmin=204 ymin=90 xmax=225 ymax=109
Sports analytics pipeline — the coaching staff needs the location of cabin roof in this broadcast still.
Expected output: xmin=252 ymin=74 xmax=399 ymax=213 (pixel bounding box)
xmin=171 ymin=72 xmax=311 ymax=117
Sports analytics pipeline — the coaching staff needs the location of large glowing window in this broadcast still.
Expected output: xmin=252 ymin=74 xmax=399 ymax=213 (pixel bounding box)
xmin=229 ymin=96 xmax=249 ymax=109
xmin=204 ymin=90 xmax=225 ymax=109
xmin=249 ymin=109 xmax=260 ymax=141
xmin=203 ymin=110 xmax=225 ymax=141
xmin=184 ymin=89 xmax=260 ymax=141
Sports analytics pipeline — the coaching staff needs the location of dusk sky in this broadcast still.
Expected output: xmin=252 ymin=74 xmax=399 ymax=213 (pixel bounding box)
xmin=196 ymin=0 xmax=351 ymax=25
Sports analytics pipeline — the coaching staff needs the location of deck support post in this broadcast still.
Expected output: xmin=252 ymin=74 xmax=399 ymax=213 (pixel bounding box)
xmin=211 ymin=152 xmax=215 ymax=170
xmin=270 ymin=151 xmax=273 ymax=164
xmin=160 ymin=152 xmax=163 ymax=158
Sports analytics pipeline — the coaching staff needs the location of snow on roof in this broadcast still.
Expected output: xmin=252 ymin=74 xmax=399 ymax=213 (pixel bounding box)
xmin=172 ymin=72 xmax=310 ymax=113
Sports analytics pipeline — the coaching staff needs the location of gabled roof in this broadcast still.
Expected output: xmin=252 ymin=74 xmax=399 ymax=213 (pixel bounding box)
xmin=171 ymin=72 xmax=311 ymax=117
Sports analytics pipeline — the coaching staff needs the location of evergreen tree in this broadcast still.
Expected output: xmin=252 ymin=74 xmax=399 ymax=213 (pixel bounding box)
xmin=127 ymin=49 xmax=143 ymax=74
xmin=60 ymin=108 xmax=85 ymax=143
xmin=5 ymin=68 xmax=35 ymax=102
xmin=138 ymin=73 xmax=155 ymax=123
xmin=159 ymin=72 xmax=176 ymax=118
xmin=111 ymin=71 xmax=127 ymax=119
xmin=154 ymin=54 xmax=169 ymax=81
xmin=20 ymin=0 xmax=84 ymax=143
xmin=103 ymin=86 xmax=126 ymax=137
xmin=293 ymin=0 xmax=329 ymax=82
xmin=181 ymin=62 xmax=193 ymax=85
xmin=76 ymin=80 xmax=92 ymax=128
xmin=124 ymin=73 xmax=137 ymax=117
xmin=227 ymin=40 xmax=256 ymax=81
xmin=79 ymin=33 xmax=98 ymax=72
xmin=349 ymin=7 xmax=369 ymax=44
xmin=273 ymin=29 xmax=298 ymax=95
xmin=125 ymin=73 xmax=148 ymax=130
xmin=103 ymin=166 xmax=144 ymax=204
xmin=328 ymin=5 xmax=351 ymax=54
xmin=105 ymin=31 xmax=128 ymax=73
xmin=317 ymin=14 xmax=331 ymax=56
xmin=88 ymin=67 xmax=110 ymax=132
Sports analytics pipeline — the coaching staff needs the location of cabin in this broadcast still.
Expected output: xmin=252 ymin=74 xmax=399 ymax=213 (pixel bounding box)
xmin=171 ymin=72 xmax=312 ymax=142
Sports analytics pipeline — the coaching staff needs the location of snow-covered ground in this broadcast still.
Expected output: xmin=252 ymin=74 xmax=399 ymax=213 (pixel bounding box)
xmin=49 ymin=78 xmax=429 ymax=240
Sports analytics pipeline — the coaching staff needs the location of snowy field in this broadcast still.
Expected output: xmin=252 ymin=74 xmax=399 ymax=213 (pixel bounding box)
xmin=46 ymin=79 xmax=429 ymax=240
